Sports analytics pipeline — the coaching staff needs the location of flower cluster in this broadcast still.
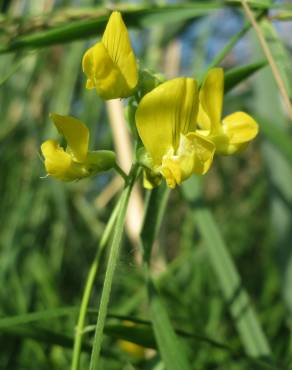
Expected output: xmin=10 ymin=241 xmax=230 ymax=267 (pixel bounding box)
xmin=41 ymin=11 xmax=259 ymax=188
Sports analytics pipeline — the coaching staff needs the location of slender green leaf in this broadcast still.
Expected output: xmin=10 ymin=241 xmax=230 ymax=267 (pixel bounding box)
xmin=181 ymin=177 xmax=272 ymax=359
xmin=0 ymin=307 xmax=77 ymax=329
xmin=0 ymin=325 xmax=91 ymax=352
xmin=1 ymin=325 xmax=118 ymax=359
xmin=0 ymin=4 xmax=221 ymax=53
xmin=89 ymin=166 xmax=139 ymax=370
xmin=224 ymin=61 xmax=267 ymax=94
xmin=251 ymin=37 xmax=292 ymax=354
xmin=257 ymin=115 xmax=292 ymax=166
xmin=147 ymin=278 xmax=191 ymax=370
xmin=259 ymin=19 xmax=292 ymax=98
xmin=71 ymin=196 xmax=123 ymax=370
xmin=270 ymin=11 xmax=292 ymax=21
xmin=105 ymin=320 xmax=281 ymax=370
xmin=0 ymin=2 xmax=279 ymax=54
xmin=226 ymin=0 xmax=271 ymax=7
xmin=141 ymin=184 xmax=170 ymax=264
xmin=201 ymin=10 xmax=265 ymax=80
xmin=140 ymin=185 xmax=191 ymax=370
xmin=0 ymin=311 xmax=281 ymax=369
xmin=105 ymin=324 xmax=156 ymax=349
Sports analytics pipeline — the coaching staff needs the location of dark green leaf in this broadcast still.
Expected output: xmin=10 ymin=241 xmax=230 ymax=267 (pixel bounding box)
xmin=140 ymin=184 xmax=170 ymax=264
xmin=224 ymin=61 xmax=267 ymax=94
xmin=181 ymin=177 xmax=272 ymax=359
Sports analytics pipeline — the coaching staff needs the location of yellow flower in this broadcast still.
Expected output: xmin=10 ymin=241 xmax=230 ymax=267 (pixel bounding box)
xmin=118 ymin=340 xmax=145 ymax=359
xmin=117 ymin=321 xmax=145 ymax=359
xmin=82 ymin=11 xmax=138 ymax=99
xmin=136 ymin=78 xmax=215 ymax=189
xmin=41 ymin=113 xmax=115 ymax=181
xmin=198 ymin=68 xmax=259 ymax=155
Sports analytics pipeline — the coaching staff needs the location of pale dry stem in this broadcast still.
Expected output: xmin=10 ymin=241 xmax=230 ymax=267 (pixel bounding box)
xmin=240 ymin=0 xmax=292 ymax=121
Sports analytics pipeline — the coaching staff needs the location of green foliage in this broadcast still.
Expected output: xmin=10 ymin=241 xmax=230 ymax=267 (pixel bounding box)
xmin=0 ymin=1 xmax=291 ymax=370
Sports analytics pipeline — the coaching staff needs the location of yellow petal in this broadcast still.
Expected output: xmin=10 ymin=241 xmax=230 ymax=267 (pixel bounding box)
xmin=82 ymin=46 xmax=95 ymax=90
xmin=117 ymin=321 xmax=145 ymax=359
xmin=185 ymin=132 xmax=215 ymax=174
xmin=222 ymin=111 xmax=259 ymax=144
xmin=136 ymin=78 xmax=198 ymax=166
xmin=50 ymin=113 xmax=89 ymax=163
xmin=197 ymin=103 xmax=211 ymax=131
xmin=82 ymin=11 xmax=137 ymax=99
xmin=82 ymin=42 xmax=132 ymax=99
xmin=102 ymin=11 xmax=137 ymax=91
xmin=199 ymin=68 xmax=224 ymax=133
xmin=160 ymin=151 xmax=182 ymax=189
xmin=118 ymin=340 xmax=145 ymax=359
xmin=159 ymin=133 xmax=215 ymax=188
xmin=41 ymin=140 xmax=88 ymax=181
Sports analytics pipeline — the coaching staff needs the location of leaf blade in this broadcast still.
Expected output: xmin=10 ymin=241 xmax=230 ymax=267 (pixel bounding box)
xmin=181 ymin=178 xmax=272 ymax=359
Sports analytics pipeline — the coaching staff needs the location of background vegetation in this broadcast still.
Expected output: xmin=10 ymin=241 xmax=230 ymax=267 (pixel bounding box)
xmin=0 ymin=0 xmax=292 ymax=369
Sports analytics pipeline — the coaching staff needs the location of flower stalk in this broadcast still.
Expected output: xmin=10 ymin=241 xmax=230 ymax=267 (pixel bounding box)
xmin=89 ymin=164 xmax=140 ymax=370
xmin=70 ymin=197 xmax=123 ymax=370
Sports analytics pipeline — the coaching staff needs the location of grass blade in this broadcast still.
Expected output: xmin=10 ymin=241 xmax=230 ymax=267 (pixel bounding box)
xmin=89 ymin=166 xmax=139 ymax=370
xmin=147 ymin=278 xmax=191 ymax=370
xmin=182 ymin=177 xmax=272 ymax=359
xmin=105 ymin=321 xmax=281 ymax=370
xmin=141 ymin=184 xmax=170 ymax=264
xmin=1 ymin=326 xmax=91 ymax=352
xmin=1 ymin=2 xmax=276 ymax=54
xmin=140 ymin=185 xmax=191 ymax=370
xmin=0 ymin=307 xmax=77 ymax=329
xmin=260 ymin=18 xmax=292 ymax=99
xmin=201 ymin=9 xmax=265 ymax=81
xmin=0 ymin=3 xmax=220 ymax=53
xmin=71 ymin=196 xmax=123 ymax=370
xmin=258 ymin=116 xmax=292 ymax=166
xmin=224 ymin=60 xmax=267 ymax=93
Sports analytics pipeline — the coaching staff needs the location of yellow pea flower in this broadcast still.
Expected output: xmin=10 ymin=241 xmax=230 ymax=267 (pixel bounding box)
xmin=41 ymin=113 xmax=115 ymax=181
xmin=118 ymin=340 xmax=145 ymax=359
xmin=82 ymin=11 xmax=138 ymax=99
xmin=117 ymin=321 xmax=145 ymax=359
xmin=198 ymin=68 xmax=259 ymax=155
xmin=136 ymin=78 xmax=215 ymax=189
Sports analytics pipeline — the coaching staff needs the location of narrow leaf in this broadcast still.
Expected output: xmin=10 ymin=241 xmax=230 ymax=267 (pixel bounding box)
xmin=89 ymin=166 xmax=139 ymax=370
xmin=202 ymin=9 xmax=266 ymax=79
xmin=105 ymin=324 xmax=156 ymax=349
xmin=141 ymin=184 xmax=170 ymax=264
xmin=258 ymin=115 xmax=292 ymax=166
xmin=140 ymin=185 xmax=191 ymax=370
xmin=259 ymin=18 xmax=292 ymax=98
xmin=181 ymin=177 xmax=272 ymax=359
xmin=224 ymin=60 xmax=267 ymax=93
xmin=0 ymin=325 xmax=91 ymax=352
xmin=0 ymin=307 xmax=77 ymax=329
xmin=0 ymin=4 xmax=220 ymax=53
xmin=0 ymin=2 xmax=276 ymax=54
xmin=147 ymin=278 xmax=191 ymax=370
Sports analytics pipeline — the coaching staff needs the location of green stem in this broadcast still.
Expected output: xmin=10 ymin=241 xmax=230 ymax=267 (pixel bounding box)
xmin=140 ymin=186 xmax=192 ymax=370
xmin=89 ymin=164 xmax=139 ymax=370
xmin=114 ymin=163 xmax=128 ymax=182
xmin=71 ymin=196 xmax=123 ymax=370
xmin=200 ymin=10 xmax=266 ymax=81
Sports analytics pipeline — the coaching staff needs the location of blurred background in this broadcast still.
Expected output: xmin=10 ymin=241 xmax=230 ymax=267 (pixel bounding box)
xmin=0 ymin=0 xmax=292 ymax=369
